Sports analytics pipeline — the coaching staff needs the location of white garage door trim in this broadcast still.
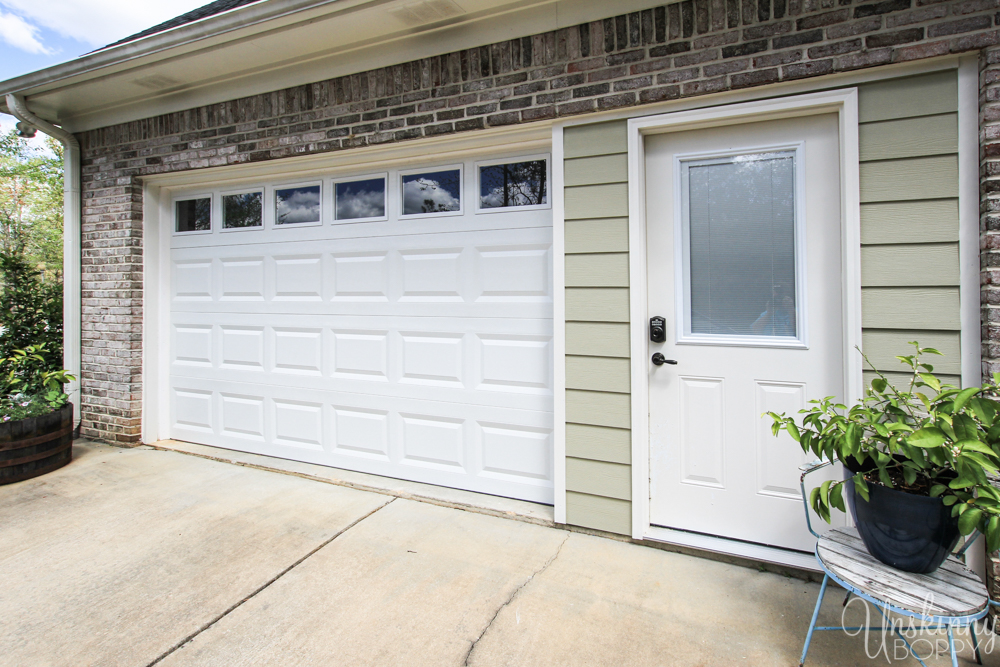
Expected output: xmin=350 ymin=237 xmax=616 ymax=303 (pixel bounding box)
xmin=142 ymin=126 xmax=563 ymax=505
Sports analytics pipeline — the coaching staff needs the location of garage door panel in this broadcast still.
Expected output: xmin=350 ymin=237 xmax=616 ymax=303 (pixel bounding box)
xmin=220 ymin=257 xmax=265 ymax=300
xmin=169 ymin=370 xmax=554 ymax=413
xmin=474 ymin=244 xmax=552 ymax=300
xmin=170 ymin=314 xmax=552 ymax=412
xmin=168 ymin=379 xmax=554 ymax=503
xmin=331 ymin=252 xmax=390 ymax=300
xmin=170 ymin=228 xmax=552 ymax=308
xmin=167 ymin=155 xmax=553 ymax=503
xmin=172 ymin=301 xmax=553 ymax=319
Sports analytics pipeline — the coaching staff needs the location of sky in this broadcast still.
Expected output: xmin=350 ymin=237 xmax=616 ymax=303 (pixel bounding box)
xmin=0 ymin=0 xmax=210 ymax=147
xmin=0 ymin=0 xmax=210 ymax=83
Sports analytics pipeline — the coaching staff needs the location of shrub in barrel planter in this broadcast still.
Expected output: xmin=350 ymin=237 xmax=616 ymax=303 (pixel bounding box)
xmin=768 ymin=343 xmax=1000 ymax=574
xmin=0 ymin=344 xmax=75 ymax=486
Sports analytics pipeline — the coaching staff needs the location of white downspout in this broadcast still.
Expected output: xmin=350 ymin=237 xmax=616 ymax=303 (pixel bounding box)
xmin=6 ymin=94 xmax=82 ymax=429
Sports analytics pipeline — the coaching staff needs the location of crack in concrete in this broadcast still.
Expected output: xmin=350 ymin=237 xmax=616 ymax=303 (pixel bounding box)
xmin=463 ymin=533 xmax=569 ymax=667
xmin=143 ymin=496 xmax=395 ymax=667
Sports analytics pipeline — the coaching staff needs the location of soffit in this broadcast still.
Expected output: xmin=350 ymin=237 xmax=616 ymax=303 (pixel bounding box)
xmin=0 ymin=0 xmax=663 ymax=133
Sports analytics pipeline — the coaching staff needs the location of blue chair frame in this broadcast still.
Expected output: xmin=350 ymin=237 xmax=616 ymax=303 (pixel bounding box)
xmin=799 ymin=460 xmax=997 ymax=667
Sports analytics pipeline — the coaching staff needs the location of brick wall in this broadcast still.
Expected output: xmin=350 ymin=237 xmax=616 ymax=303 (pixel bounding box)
xmin=984 ymin=46 xmax=1000 ymax=383
xmin=981 ymin=44 xmax=1000 ymax=628
xmin=79 ymin=182 xmax=142 ymax=443
xmin=80 ymin=0 xmax=1000 ymax=445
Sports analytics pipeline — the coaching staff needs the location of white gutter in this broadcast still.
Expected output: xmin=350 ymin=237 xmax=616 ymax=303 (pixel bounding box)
xmin=6 ymin=94 xmax=81 ymax=427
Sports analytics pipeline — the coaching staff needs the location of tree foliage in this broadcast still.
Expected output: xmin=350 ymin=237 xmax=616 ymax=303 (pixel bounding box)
xmin=0 ymin=127 xmax=64 ymax=377
xmin=0 ymin=249 xmax=62 ymax=366
xmin=0 ymin=130 xmax=63 ymax=277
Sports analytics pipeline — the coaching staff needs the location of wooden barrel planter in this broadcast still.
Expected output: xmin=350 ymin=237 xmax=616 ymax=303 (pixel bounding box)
xmin=0 ymin=403 xmax=73 ymax=485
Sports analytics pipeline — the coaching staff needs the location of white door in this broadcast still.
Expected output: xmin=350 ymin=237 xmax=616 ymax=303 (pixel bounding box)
xmin=646 ymin=114 xmax=845 ymax=552
xmin=166 ymin=153 xmax=554 ymax=503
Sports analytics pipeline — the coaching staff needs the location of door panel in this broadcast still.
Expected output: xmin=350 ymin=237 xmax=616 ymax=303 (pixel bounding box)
xmin=646 ymin=114 xmax=845 ymax=552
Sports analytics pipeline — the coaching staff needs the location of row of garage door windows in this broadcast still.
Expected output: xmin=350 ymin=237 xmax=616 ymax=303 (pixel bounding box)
xmin=175 ymin=156 xmax=550 ymax=233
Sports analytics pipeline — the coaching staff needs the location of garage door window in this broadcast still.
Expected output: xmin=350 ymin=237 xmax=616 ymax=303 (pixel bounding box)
xmin=222 ymin=191 xmax=263 ymax=230
xmin=401 ymin=167 xmax=462 ymax=217
xmin=175 ymin=196 xmax=211 ymax=233
xmin=335 ymin=174 xmax=387 ymax=223
xmin=477 ymin=158 xmax=548 ymax=212
xmin=275 ymin=183 xmax=322 ymax=226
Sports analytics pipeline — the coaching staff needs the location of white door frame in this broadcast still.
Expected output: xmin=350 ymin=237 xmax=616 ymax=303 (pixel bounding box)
xmin=626 ymin=89 xmax=862 ymax=569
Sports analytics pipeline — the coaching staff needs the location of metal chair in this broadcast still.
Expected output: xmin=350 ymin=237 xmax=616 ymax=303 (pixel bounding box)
xmin=799 ymin=460 xmax=993 ymax=667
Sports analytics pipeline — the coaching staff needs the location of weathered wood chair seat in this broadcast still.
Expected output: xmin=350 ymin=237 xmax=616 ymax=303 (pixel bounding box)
xmin=799 ymin=461 xmax=995 ymax=667
xmin=817 ymin=527 xmax=988 ymax=621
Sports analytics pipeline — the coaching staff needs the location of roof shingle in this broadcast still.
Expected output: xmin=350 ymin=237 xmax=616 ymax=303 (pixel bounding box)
xmin=102 ymin=0 xmax=265 ymax=50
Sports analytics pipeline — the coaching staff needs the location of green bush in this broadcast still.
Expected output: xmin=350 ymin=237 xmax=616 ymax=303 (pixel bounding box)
xmin=0 ymin=344 xmax=73 ymax=423
xmin=0 ymin=249 xmax=61 ymax=368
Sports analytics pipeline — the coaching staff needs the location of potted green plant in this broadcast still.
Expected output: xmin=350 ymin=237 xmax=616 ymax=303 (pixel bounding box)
xmin=768 ymin=342 xmax=1000 ymax=574
xmin=0 ymin=343 xmax=76 ymax=485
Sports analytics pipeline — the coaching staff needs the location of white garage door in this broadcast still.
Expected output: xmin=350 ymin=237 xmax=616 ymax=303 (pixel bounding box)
xmin=166 ymin=154 xmax=554 ymax=503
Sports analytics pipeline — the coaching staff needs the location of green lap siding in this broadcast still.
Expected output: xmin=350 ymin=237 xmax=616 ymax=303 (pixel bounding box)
xmin=857 ymin=71 xmax=961 ymax=379
xmin=560 ymin=71 xmax=962 ymax=537
xmin=563 ymin=120 xmax=633 ymax=535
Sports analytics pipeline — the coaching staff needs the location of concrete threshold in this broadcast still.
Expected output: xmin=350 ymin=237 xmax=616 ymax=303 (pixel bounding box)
xmin=148 ymin=439 xmax=555 ymax=528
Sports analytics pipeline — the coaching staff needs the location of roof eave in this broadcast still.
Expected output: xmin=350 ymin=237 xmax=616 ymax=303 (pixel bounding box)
xmin=0 ymin=0 xmax=345 ymax=104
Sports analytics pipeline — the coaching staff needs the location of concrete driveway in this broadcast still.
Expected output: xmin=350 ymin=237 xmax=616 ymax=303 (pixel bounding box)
xmin=0 ymin=441 xmax=994 ymax=667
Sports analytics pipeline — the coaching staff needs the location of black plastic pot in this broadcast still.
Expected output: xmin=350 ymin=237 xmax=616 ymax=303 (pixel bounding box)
xmin=843 ymin=459 xmax=961 ymax=574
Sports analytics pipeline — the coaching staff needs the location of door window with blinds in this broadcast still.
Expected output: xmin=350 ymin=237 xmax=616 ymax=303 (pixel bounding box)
xmin=677 ymin=146 xmax=806 ymax=347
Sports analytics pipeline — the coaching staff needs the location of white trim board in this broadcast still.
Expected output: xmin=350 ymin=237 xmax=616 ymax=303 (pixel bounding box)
xmin=551 ymin=123 xmax=567 ymax=525
xmin=957 ymin=55 xmax=985 ymax=581
xmin=626 ymin=89 xmax=862 ymax=569
xmin=142 ymin=123 xmax=553 ymax=190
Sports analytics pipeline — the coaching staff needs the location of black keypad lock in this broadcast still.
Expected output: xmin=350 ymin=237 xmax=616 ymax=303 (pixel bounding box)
xmin=649 ymin=316 xmax=666 ymax=343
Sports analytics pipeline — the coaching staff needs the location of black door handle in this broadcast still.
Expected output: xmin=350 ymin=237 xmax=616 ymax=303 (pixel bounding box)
xmin=651 ymin=353 xmax=677 ymax=366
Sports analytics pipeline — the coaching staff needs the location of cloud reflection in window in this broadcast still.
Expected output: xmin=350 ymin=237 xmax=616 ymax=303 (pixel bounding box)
xmin=336 ymin=178 xmax=386 ymax=220
xmin=275 ymin=185 xmax=321 ymax=224
xmin=402 ymin=169 xmax=461 ymax=215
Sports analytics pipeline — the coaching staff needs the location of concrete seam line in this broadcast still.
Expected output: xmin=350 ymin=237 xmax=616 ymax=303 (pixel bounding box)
xmin=145 ymin=442 xmax=557 ymax=528
xmin=463 ymin=533 xmax=569 ymax=667
xmin=143 ymin=496 xmax=396 ymax=667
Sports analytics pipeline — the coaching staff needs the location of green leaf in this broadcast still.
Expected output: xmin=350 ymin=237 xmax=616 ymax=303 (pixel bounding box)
xmin=960 ymin=451 xmax=1000 ymax=472
xmin=988 ymin=516 xmax=1000 ymax=553
xmin=845 ymin=423 xmax=860 ymax=458
xmin=956 ymin=439 xmax=995 ymax=456
xmin=930 ymin=484 xmax=948 ymax=497
xmin=943 ymin=495 xmax=959 ymax=506
xmin=871 ymin=377 xmax=887 ymax=393
xmin=952 ymin=387 xmax=981 ymax=414
xmin=953 ymin=414 xmax=980 ymax=442
xmin=853 ymin=474 xmax=869 ymax=502
xmin=907 ymin=427 xmax=947 ymax=449
xmin=785 ymin=422 xmax=801 ymax=442
xmin=903 ymin=467 xmax=916 ymax=486
xmin=959 ymin=507 xmax=983 ymax=536
xmin=830 ymin=483 xmax=845 ymax=513
xmin=969 ymin=397 xmax=998 ymax=427
xmin=949 ymin=475 xmax=977 ymax=489
xmin=919 ymin=373 xmax=941 ymax=392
